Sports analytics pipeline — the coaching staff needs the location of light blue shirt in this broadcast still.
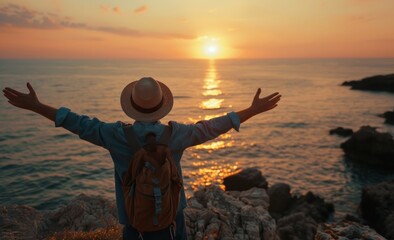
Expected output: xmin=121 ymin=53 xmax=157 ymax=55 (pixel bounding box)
xmin=55 ymin=107 xmax=240 ymax=224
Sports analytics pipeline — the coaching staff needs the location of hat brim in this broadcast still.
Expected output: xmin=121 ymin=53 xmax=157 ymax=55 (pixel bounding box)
xmin=120 ymin=81 xmax=173 ymax=122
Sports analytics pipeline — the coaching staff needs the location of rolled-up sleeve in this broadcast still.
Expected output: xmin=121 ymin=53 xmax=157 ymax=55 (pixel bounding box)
xmin=55 ymin=107 xmax=116 ymax=149
xmin=170 ymin=112 xmax=240 ymax=150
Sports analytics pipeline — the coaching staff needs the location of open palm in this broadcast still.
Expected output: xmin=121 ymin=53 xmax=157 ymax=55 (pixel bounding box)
xmin=3 ymin=82 xmax=40 ymax=110
xmin=251 ymin=88 xmax=281 ymax=114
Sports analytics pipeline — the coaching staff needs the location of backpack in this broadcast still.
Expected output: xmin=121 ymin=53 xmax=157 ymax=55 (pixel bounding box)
xmin=122 ymin=125 xmax=183 ymax=233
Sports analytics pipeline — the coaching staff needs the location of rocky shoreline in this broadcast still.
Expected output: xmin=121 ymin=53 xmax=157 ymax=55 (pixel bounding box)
xmin=1 ymin=168 xmax=391 ymax=240
xmin=342 ymin=73 xmax=394 ymax=93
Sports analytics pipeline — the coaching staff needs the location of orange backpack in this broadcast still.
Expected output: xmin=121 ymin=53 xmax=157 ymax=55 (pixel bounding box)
xmin=122 ymin=125 xmax=182 ymax=233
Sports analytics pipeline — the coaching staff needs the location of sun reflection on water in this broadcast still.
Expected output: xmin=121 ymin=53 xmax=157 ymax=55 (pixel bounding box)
xmin=199 ymin=98 xmax=224 ymax=109
xmin=187 ymin=60 xmax=239 ymax=194
xmin=189 ymin=162 xmax=239 ymax=192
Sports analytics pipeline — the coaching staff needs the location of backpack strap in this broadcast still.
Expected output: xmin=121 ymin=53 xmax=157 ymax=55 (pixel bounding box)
xmin=123 ymin=125 xmax=142 ymax=152
xmin=158 ymin=125 xmax=172 ymax=145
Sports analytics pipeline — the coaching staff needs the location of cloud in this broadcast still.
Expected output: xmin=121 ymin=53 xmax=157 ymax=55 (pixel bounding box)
xmin=113 ymin=6 xmax=121 ymax=13
xmin=0 ymin=3 xmax=192 ymax=39
xmin=134 ymin=5 xmax=148 ymax=14
xmin=100 ymin=5 xmax=121 ymax=14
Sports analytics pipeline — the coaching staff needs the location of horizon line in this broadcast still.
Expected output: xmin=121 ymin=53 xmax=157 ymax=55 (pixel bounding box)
xmin=1 ymin=56 xmax=394 ymax=61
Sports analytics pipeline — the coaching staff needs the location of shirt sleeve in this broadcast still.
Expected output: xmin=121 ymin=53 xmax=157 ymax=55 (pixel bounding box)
xmin=169 ymin=111 xmax=240 ymax=150
xmin=55 ymin=107 xmax=117 ymax=149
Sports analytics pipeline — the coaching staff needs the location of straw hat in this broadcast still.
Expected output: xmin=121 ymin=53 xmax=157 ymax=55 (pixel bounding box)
xmin=120 ymin=77 xmax=173 ymax=121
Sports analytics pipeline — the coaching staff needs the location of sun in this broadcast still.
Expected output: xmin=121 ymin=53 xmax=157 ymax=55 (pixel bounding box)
xmin=204 ymin=44 xmax=219 ymax=58
xmin=197 ymin=36 xmax=221 ymax=59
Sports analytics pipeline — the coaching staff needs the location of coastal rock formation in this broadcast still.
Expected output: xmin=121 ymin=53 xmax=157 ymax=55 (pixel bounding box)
xmin=315 ymin=221 xmax=387 ymax=240
xmin=268 ymin=183 xmax=334 ymax=223
xmin=378 ymin=109 xmax=394 ymax=125
xmin=340 ymin=126 xmax=394 ymax=168
xmin=0 ymin=205 xmax=45 ymax=240
xmin=276 ymin=212 xmax=317 ymax=240
xmin=329 ymin=127 xmax=353 ymax=137
xmin=268 ymin=183 xmax=292 ymax=214
xmin=185 ymin=185 xmax=277 ymax=240
xmin=342 ymin=74 xmax=394 ymax=93
xmin=47 ymin=194 xmax=118 ymax=232
xmin=223 ymin=167 xmax=268 ymax=191
xmin=267 ymin=182 xmax=334 ymax=240
xmin=0 ymin=194 xmax=119 ymax=240
xmin=360 ymin=180 xmax=394 ymax=239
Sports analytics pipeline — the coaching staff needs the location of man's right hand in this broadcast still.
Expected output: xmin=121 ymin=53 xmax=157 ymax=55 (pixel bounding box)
xmin=3 ymin=82 xmax=40 ymax=111
xmin=3 ymin=82 xmax=58 ymax=122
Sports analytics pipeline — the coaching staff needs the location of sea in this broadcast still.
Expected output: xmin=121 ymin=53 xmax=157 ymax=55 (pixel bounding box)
xmin=1 ymin=58 xmax=393 ymax=219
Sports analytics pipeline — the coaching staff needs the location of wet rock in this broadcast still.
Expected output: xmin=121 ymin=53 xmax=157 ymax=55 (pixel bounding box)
xmin=276 ymin=212 xmax=316 ymax=240
xmin=315 ymin=220 xmax=387 ymax=240
xmin=271 ymin=190 xmax=334 ymax=240
xmin=340 ymin=126 xmax=394 ymax=168
xmin=342 ymin=73 xmax=394 ymax=93
xmin=268 ymin=183 xmax=292 ymax=215
xmin=184 ymin=185 xmax=277 ymax=240
xmin=287 ymin=192 xmax=335 ymax=223
xmin=329 ymin=127 xmax=353 ymax=137
xmin=223 ymin=168 xmax=268 ymax=191
xmin=0 ymin=205 xmax=45 ymax=240
xmin=378 ymin=109 xmax=394 ymax=125
xmin=361 ymin=180 xmax=394 ymax=239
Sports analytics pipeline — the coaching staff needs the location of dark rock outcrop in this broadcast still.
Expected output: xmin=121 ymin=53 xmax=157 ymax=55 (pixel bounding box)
xmin=329 ymin=127 xmax=353 ymax=137
xmin=342 ymin=74 xmax=394 ymax=93
xmin=223 ymin=168 xmax=268 ymax=191
xmin=267 ymin=183 xmax=334 ymax=224
xmin=268 ymin=183 xmax=292 ymax=214
xmin=315 ymin=220 xmax=387 ymax=240
xmin=267 ymin=182 xmax=334 ymax=240
xmin=378 ymin=109 xmax=394 ymax=125
xmin=361 ymin=180 xmax=394 ymax=240
xmin=340 ymin=126 xmax=394 ymax=168
xmin=276 ymin=212 xmax=317 ymax=240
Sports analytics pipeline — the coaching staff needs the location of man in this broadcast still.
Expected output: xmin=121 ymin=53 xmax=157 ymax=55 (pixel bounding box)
xmin=3 ymin=77 xmax=281 ymax=239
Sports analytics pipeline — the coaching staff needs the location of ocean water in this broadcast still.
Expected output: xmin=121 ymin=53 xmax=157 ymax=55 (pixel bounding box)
xmin=1 ymin=59 xmax=393 ymax=218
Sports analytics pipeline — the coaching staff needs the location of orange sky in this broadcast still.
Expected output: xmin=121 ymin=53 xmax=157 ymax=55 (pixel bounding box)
xmin=0 ymin=0 xmax=394 ymax=59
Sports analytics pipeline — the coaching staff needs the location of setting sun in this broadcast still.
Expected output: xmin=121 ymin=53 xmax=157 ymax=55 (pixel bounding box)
xmin=194 ymin=36 xmax=225 ymax=59
xmin=204 ymin=44 xmax=219 ymax=58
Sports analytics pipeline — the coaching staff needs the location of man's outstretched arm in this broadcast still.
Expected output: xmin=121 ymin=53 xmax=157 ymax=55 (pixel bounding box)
xmin=236 ymin=88 xmax=281 ymax=123
xmin=170 ymin=88 xmax=281 ymax=150
xmin=3 ymin=82 xmax=57 ymax=122
xmin=3 ymin=83 xmax=114 ymax=149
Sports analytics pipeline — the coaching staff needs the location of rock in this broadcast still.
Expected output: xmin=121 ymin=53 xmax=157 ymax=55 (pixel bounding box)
xmin=223 ymin=168 xmax=268 ymax=191
xmin=268 ymin=186 xmax=334 ymax=225
xmin=315 ymin=220 xmax=387 ymax=240
xmin=378 ymin=109 xmax=394 ymax=125
xmin=276 ymin=212 xmax=317 ymax=240
xmin=184 ymin=185 xmax=277 ymax=240
xmin=239 ymin=187 xmax=270 ymax=208
xmin=340 ymin=126 xmax=394 ymax=168
xmin=287 ymin=192 xmax=335 ymax=224
xmin=342 ymin=73 xmax=394 ymax=93
xmin=268 ymin=183 xmax=292 ymax=214
xmin=329 ymin=127 xmax=353 ymax=137
xmin=0 ymin=205 xmax=45 ymax=240
xmin=361 ymin=180 xmax=394 ymax=239
xmin=47 ymin=194 xmax=118 ymax=232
